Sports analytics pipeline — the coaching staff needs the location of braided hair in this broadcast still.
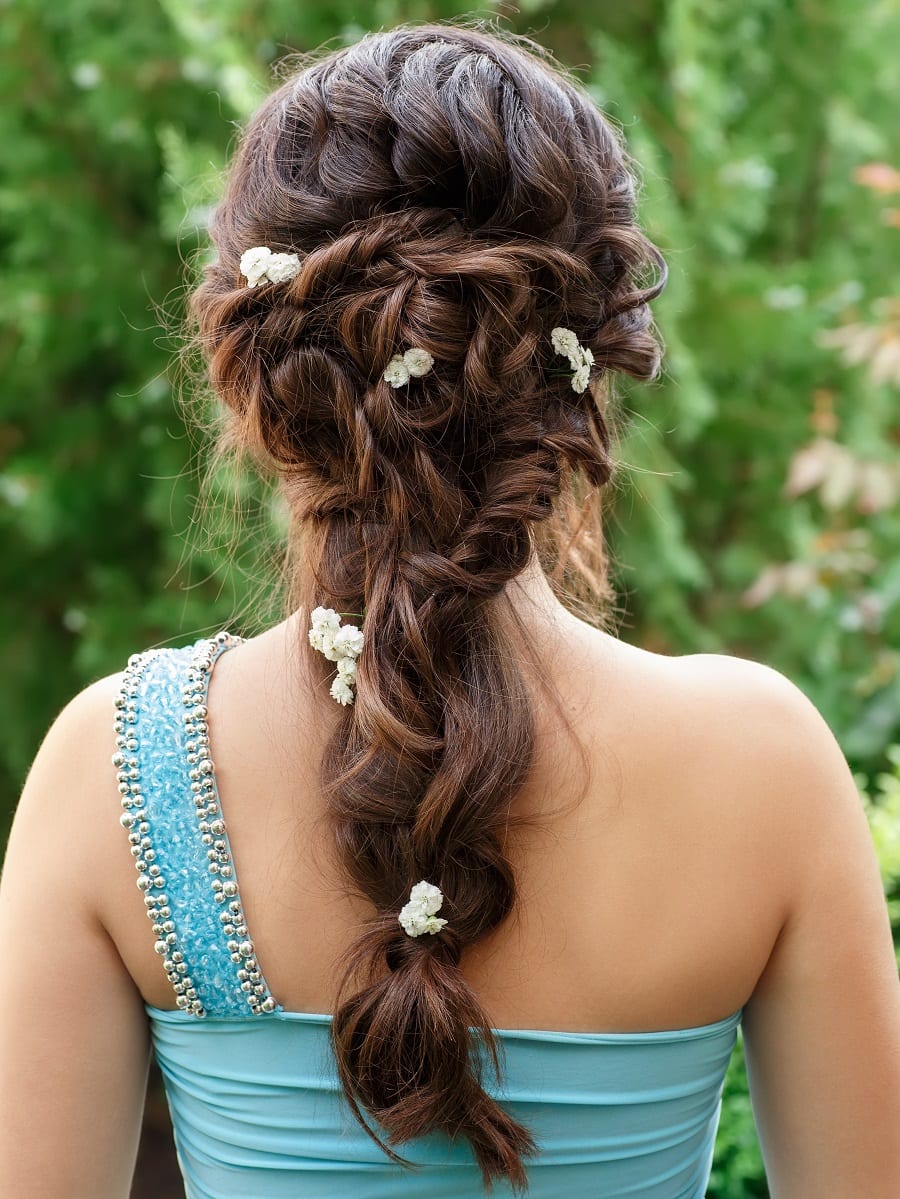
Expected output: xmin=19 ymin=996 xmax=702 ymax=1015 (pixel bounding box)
xmin=190 ymin=21 xmax=665 ymax=1193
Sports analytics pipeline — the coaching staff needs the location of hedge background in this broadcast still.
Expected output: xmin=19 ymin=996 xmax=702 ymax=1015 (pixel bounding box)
xmin=3 ymin=2 xmax=899 ymax=1195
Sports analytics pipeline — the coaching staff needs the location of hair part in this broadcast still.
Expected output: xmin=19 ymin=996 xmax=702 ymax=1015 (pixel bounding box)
xmin=189 ymin=19 xmax=665 ymax=1192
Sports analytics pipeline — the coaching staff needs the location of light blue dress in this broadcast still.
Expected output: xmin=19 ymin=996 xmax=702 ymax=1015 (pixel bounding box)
xmin=115 ymin=633 xmax=742 ymax=1199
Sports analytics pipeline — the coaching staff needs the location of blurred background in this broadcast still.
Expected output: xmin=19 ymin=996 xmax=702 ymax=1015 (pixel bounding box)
xmin=2 ymin=1 xmax=899 ymax=1195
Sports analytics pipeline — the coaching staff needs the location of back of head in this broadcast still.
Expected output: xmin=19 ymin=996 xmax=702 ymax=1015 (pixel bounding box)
xmin=190 ymin=21 xmax=665 ymax=1192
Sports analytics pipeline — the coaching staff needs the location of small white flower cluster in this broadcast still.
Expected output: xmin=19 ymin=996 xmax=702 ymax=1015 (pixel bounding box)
xmin=383 ymin=347 xmax=435 ymax=388
xmin=308 ymin=606 xmax=365 ymax=706
xmin=398 ymin=880 xmax=449 ymax=938
xmin=239 ymin=245 xmax=301 ymax=289
xmin=551 ymin=326 xmax=595 ymax=393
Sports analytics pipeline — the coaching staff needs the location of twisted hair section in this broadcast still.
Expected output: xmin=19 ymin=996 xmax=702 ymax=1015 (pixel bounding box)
xmin=189 ymin=21 xmax=666 ymax=1192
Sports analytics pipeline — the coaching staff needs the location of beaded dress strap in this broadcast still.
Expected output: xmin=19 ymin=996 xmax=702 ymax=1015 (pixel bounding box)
xmin=114 ymin=633 xmax=279 ymax=1018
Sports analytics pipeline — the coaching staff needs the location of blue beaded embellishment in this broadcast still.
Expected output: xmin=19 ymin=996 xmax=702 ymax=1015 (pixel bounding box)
xmin=113 ymin=632 xmax=278 ymax=1017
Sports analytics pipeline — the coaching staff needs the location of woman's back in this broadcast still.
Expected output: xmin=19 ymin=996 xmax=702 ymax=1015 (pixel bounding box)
xmin=105 ymin=600 xmax=778 ymax=1035
xmin=109 ymin=613 xmax=759 ymax=1198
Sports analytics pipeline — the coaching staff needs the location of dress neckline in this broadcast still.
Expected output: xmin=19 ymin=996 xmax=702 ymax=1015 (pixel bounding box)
xmin=145 ymin=1000 xmax=743 ymax=1041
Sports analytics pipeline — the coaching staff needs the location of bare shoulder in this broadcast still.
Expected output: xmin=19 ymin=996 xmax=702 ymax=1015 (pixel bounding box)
xmin=597 ymin=639 xmax=867 ymax=888
xmin=649 ymin=645 xmax=830 ymax=726
xmin=5 ymin=671 xmax=128 ymax=908
xmin=666 ymin=649 xmax=862 ymax=820
xmin=616 ymin=642 xmax=855 ymax=787
xmin=18 ymin=671 xmax=124 ymax=790
xmin=19 ymin=671 xmax=125 ymax=804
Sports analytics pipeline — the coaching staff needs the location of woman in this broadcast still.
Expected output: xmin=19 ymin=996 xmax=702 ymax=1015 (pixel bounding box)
xmin=1 ymin=21 xmax=898 ymax=1199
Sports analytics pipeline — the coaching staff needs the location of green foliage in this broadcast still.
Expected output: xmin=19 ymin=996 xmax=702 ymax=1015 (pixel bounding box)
xmin=859 ymin=745 xmax=900 ymax=962
xmin=708 ymin=1035 xmax=768 ymax=1199
xmin=2 ymin=3 xmax=899 ymax=1194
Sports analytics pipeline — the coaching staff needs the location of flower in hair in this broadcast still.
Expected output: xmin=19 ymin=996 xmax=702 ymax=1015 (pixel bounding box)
xmin=308 ymin=606 xmax=364 ymax=705
xmin=551 ymin=326 xmax=595 ymax=394
xmin=383 ymin=347 xmax=435 ymax=388
xmin=399 ymin=880 xmax=449 ymax=937
xmin=240 ymin=245 xmax=301 ymax=288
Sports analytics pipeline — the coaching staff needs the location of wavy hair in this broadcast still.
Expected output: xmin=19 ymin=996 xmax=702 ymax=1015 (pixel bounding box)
xmin=189 ymin=21 xmax=666 ymax=1192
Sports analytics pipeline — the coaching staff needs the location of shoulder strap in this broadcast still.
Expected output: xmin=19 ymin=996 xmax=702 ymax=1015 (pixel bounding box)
xmin=114 ymin=634 xmax=278 ymax=1018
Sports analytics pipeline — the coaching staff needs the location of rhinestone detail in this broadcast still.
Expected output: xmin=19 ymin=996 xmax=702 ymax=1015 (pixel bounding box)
xmin=182 ymin=631 xmax=278 ymax=1017
xmin=114 ymin=649 xmax=208 ymax=1019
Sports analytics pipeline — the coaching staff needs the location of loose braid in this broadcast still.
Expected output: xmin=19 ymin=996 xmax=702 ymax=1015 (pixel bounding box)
xmin=190 ymin=22 xmax=665 ymax=1192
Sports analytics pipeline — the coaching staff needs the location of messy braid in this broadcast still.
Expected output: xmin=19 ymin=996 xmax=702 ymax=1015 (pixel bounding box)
xmin=189 ymin=22 xmax=665 ymax=1192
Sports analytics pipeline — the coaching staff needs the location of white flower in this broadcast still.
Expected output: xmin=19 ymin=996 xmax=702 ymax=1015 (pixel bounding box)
xmin=336 ymin=656 xmax=357 ymax=681
xmin=330 ymin=675 xmax=356 ymax=705
xmin=240 ymin=246 xmax=273 ymax=288
xmin=332 ymin=623 xmax=364 ymax=658
xmin=571 ymin=363 xmax=590 ymax=393
xmin=309 ymin=607 xmax=364 ymax=703
xmin=308 ymin=606 xmax=343 ymax=658
xmin=551 ymin=327 xmax=580 ymax=358
xmin=265 ymin=251 xmax=301 ymax=283
xmin=409 ymin=880 xmax=443 ymax=914
xmin=403 ymin=347 xmax=434 ymax=377
xmin=311 ymin=606 xmax=342 ymax=630
xmin=398 ymin=880 xmax=449 ymax=937
xmin=384 ymin=355 xmax=411 ymax=388
xmin=384 ymin=347 xmax=434 ymax=387
xmin=551 ymin=326 xmax=593 ymax=393
xmin=239 ymin=245 xmax=300 ymax=287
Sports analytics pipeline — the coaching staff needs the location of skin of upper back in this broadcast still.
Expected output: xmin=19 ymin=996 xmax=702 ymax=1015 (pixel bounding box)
xmin=1 ymin=613 xmax=899 ymax=1197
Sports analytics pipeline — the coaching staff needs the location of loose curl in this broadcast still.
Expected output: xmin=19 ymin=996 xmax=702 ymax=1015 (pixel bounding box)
xmin=189 ymin=21 xmax=666 ymax=1193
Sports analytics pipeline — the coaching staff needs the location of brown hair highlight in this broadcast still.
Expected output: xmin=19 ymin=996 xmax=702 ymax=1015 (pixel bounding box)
xmin=189 ymin=21 xmax=665 ymax=1192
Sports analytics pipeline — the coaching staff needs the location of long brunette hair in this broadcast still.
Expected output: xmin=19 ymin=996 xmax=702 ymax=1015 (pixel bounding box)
xmin=190 ymin=21 xmax=665 ymax=1192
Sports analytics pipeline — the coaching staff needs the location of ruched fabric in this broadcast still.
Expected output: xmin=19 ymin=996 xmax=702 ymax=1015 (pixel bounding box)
xmin=148 ymin=1005 xmax=740 ymax=1199
xmin=124 ymin=638 xmax=742 ymax=1198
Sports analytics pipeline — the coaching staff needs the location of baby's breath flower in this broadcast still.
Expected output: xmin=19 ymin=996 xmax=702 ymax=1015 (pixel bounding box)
xmin=239 ymin=245 xmax=300 ymax=287
xmin=403 ymin=347 xmax=434 ymax=376
xmin=240 ymin=246 xmax=273 ymax=288
xmin=398 ymin=880 xmax=449 ymax=937
xmin=309 ymin=607 xmax=365 ymax=703
xmin=384 ymin=346 xmax=434 ymax=387
xmin=330 ymin=675 xmax=356 ymax=705
xmin=336 ymin=656 xmax=357 ymax=681
xmin=551 ymin=327 xmax=580 ymax=358
xmin=571 ymin=363 xmax=591 ymax=393
xmin=333 ymin=624 xmax=364 ymax=658
xmin=550 ymin=326 xmax=594 ymax=393
xmin=264 ymin=251 xmax=301 ymax=283
xmin=383 ymin=355 xmax=411 ymax=387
